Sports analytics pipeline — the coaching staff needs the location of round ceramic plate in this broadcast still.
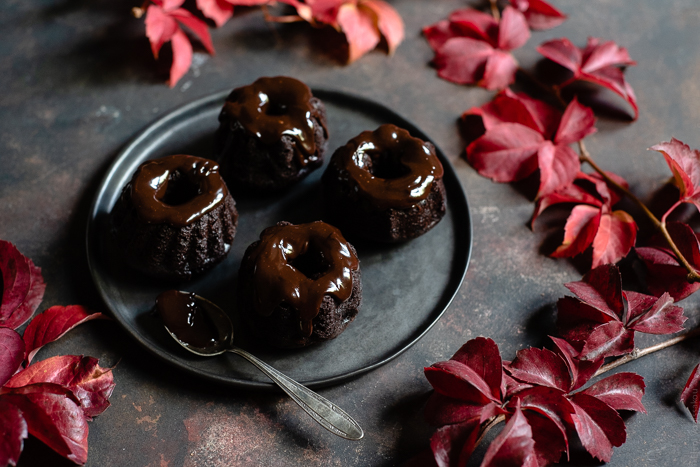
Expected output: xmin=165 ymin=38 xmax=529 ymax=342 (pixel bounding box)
xmin=86 ymin=88 xmax=472 ymax=389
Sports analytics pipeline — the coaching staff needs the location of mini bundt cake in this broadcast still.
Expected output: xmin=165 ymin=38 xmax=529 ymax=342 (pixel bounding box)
xmin=321 ymin=124 xmax=446 ymax=242
xmin=215 ymin=76 xmax=329 ymax=192
xmin=111 ymin=154 xmax=238 ymax=281
xmin=238 ymin=221 xmax=361 ymax=348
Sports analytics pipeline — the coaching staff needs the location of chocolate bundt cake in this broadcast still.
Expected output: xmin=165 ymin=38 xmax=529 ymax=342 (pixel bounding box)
xmin=238 ymin=221 xmax=362 ymax=348
xmin=321 ymin=124 xmax=446 ymax=242
xmin=215 ymin=76 xmax=329 ymax=192
xmin=111 ymin=154 xmax=238 ymax=281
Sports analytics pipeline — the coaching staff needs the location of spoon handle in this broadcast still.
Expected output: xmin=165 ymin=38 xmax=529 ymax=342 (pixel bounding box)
xmin=227 ymin=346 xmax=364 ymax=440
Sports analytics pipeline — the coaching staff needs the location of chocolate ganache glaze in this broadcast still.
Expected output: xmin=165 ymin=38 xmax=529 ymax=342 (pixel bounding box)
xmin=242 ymin=222 xmax=360 ymax=338
xmin=328 ymin=124 xmax=444 ymax=211
xmin=219 ymin=76 xmax=326 ymax=166
xmin=130 ymin=154 xmax=228 ymax=227
xmin=156 ymin=290 xmax=227 ymax=349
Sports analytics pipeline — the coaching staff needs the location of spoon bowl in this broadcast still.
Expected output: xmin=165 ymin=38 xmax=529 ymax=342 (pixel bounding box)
xmin=157 ymin=290 xmax=364 ymax=441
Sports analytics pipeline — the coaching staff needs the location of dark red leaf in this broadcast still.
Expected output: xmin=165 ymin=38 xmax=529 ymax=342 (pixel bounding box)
xmin=508 ymin=348 xmax=572 ymax=391
xmin=466 ymin=122 xmax=543 ymax=182
xmin=531 ymin=173 xmax=603 ymax=227
xmin=6 ymin=355 xmax=115 ymax=419
xmin=554 ymin=97 xmax=596 ymax=146
xmin=549 ymin=336 xmax=603 ymax=390
xmin=145 ymin=4 xmax=179 ymax=58
xmin=423 ymin=20 xmax=453 ymax=51
xmin=0 ymin=328 xmax=24 ymax=387
xmin=511 ymin=387 xmax=574 ymax=453
xmin=565 ymin=264 xmax=624 ymax=319
xmin=434 ymin=37 xmax=496 ymax=86
xmin=537 ymin=37 xmax=581 ymax=74
xmin=196 ymin=0 xmax=233 ymax=27
xmin=581 ymin=372 xmax=646 ymax=413
xmin=503 ymin=372 xmax=533 ymax=398
xmin=626 ymin=292 xmax=685 ymax=334
xmin=0 ymin=398 xmax=27 ymax=467
xmin=23 ymin=305 xmax=107 ymax=365
xmin=448 ymin=8 xmax=498 ymax=45
xmin=449 ymin=337 xmax=502 ymax=400
xmin=424 ymin=361 xmax=497 ymax=404
xmin=651 ymin=138 xmax=700 ymax=210
xmin=512 ymin=0 xmax=566 ymax=30
xmin=481 ymin=401 xmax=535 ymax=467
xmin=681 ymin=363 xmax=700 ymax=422
xmin=482 ymin=50 xmax=519 ymax=90
xmin=636 ymin=222 xmax=700 ymax=301
xmin=557 ymin=296 xmax=616 ymax=343
xmin=623 ymin=290 xmax=658 ymax=323
xmin=170 ymin=8 xmax=215 ymax=54
xmin=424 ymin=392 xmax=488 ymax=426
xmin=430 ymin=418 xmax=480 ymax=467
xmin=523 ymin=411 xmax=567 ymax=466
xmin=578 ymin=321 xmax=634 ymax=361
xmin=0 ymin=388 xmax=88 ymax=465
xmin=569 ymin=393 xmax=626 ymax=462
xmin=0 ymin=241 xmax=46 ymax=330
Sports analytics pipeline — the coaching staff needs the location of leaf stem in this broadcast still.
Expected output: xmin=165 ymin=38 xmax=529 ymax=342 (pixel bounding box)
xmin=489 ymin=0 xmax=501 ymax=21
xmin=474 ymin=414 xmax=506 ymax=449
xmin=594 ymin=327 xmax=700 ymax=376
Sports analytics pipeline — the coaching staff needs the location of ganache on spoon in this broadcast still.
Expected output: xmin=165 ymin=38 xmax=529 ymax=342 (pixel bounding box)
xmin=155 ymin=290 xmax=364 ymax=441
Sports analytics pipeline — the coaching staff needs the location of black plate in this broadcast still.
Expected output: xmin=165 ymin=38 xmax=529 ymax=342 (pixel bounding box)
xmin=86 ymin=88 xmax=472 ymax=389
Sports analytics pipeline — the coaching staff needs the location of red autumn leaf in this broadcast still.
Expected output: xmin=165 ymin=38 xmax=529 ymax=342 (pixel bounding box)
xmin=581 ymin=372 xmax=646 ymax=413
xmin=424 ymin=7 xmax=529 ymax=90
xmin=0 ymin=241 xmax=46 ymax=330
xmin=681 ymin=363 xmax=700 ymax=422
xmin=537 ymin=37 xmax=638 ymax=119
xmin=467 ymin=97 xmax=595 ymax=198
xmin=197 ymin=0 xmax=233 ymax=27
xmin=424 ymin=393 xmax=492 ymax=426
xmin=503 ymin=372 xmax=532 ymax=398
xmin=6 ymin=355 xmax=115 ymax=419
xmin=568 ymin=392 xmax=626 ymax=462
xmin=523 ymin=411 xmax=567 ymax=466
xmin=464 ymin=88 xmax=561 ymax=138
xmin=145 ymin=2 xmax=215 ymax=87
xmin=510 ymin=386 xmax=573 ymax=441
xmin=507 ymin=348 xmax=572 ymax=391
xmin=22 ymin=305 xmax=107 ymax=365
xmin=636 ymin=222 xmax=700 ymax=301
xmin=0 ymin=386 xmax=89 ymax=465
xmin=0 ymin=328 xmax=24 ymax=387
xmin=429 ymin=418 xmax=480 ymax=467
xmin=338 ymin=2 xmax=381 ymax=63
xmin=509 ymin=0 xmax=567 ymax=30
xmin=549 ymin=336 xmax=603 ymax=390
xmin=651 ymin=138 xmax=700 ymax=211
xmin=481 ymin=401 xmax=535 ymax=467
xmin=534 ymin=171 xmax=637 ymax=267
xmin=360 ymin=0 xmax=404 ymax=54
xmin=449 ymin=337 xmax=503 ymax=400
xmin=625 ymin=292 xmax=685 ymax=334
xmin=424 ymin=361 xmax=498 ymax=405
xmin=0 ymin=399 xmax=27 ymax=467
xmin=565 ymin=263 xmax=624 ymax=316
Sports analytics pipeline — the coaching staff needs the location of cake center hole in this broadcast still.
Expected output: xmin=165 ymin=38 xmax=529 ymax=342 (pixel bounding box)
xmin=266 ymin=101 xmax=288 ymax=116
xmin=368 ymin=152 xmax=411 ymax=180
xmin=162 ymin=170 xmax=202 ymax=206
xmin=289 ymin=247 xmax=330 ymax=279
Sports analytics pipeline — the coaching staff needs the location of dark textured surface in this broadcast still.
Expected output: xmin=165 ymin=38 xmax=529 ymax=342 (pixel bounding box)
xmin=2 ymin=0 xmax=700 ymax=465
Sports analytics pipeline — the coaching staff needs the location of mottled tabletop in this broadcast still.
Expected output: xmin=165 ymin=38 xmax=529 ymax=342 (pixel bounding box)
xmin=2 ymin=0 xmax=700 ymax=465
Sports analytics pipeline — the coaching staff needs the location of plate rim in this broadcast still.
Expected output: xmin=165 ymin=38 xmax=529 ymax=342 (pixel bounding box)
xmin=86 ymin=87 xmax=472 ymax=389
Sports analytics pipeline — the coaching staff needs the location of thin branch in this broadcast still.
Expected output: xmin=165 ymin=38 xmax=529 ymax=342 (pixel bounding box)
xmin=489 ymin=0 xmax=501 ymax=21
xmin=474 ymin=414 xmax=506 ymax=449
xmin=594 ymin=327 xmax=700 ymax=376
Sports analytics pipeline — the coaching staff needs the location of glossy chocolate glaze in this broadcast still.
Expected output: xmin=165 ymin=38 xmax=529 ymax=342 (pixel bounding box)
xmin=330 ymin=124 xmax=444 ymax=210
xmin=219 ymin=76 xmax=326 ymax=166
xmin=156 ymin=290 xmax=220 ymax=349
xmin=243 ymin=222 xmax=359 ymax=337
xmin=129 ymin=155 xmax=228 ymax=227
